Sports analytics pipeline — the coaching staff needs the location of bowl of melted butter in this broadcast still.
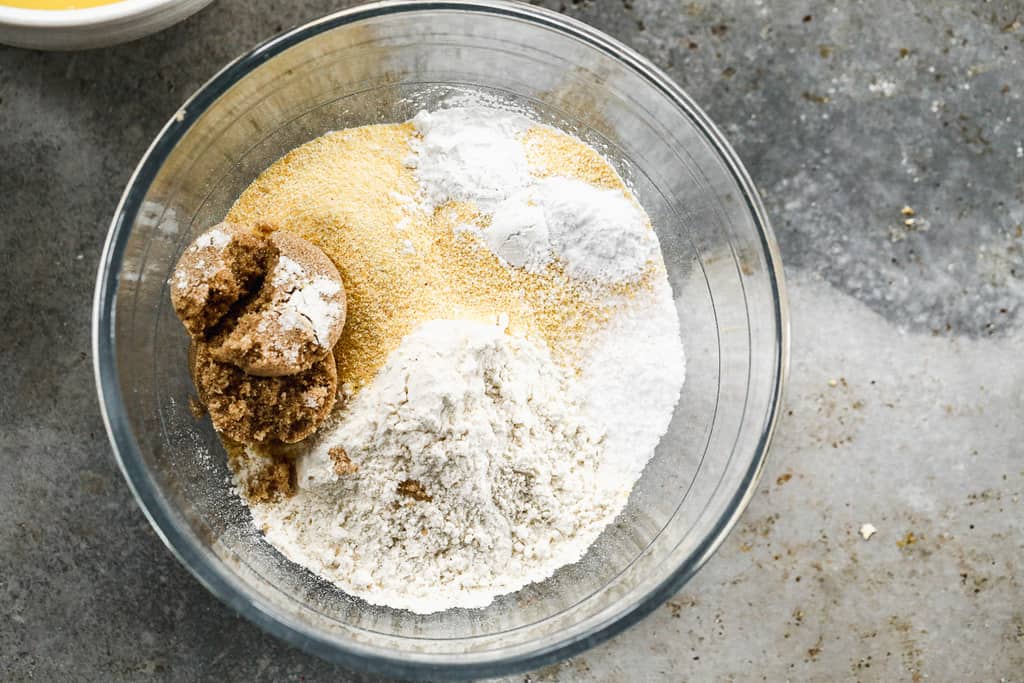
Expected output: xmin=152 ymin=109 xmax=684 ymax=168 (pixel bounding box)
xmin=0 ymin=0 xmax=213 ymax=50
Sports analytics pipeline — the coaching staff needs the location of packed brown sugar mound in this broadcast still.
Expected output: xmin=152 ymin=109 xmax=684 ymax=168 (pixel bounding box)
xmin=206 ymin=230 xmax=346 ymax=377
xmin=171 ymin=223 xmax=347 ymax=451
xmin=190 ymin=342 xmax=337 ymax=445
xmin=172 ymin=223 xmax=347 ymax=377
xmin=171 ymin=222 xmax=276 ymax=338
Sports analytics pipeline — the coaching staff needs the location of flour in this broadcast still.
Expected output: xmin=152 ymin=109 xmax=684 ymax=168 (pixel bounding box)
xmin=252 ymin=320 xmax=624 ymax=613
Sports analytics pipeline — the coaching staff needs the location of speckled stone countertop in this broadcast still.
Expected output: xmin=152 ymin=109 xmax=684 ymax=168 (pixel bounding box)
xmin=1 ymin=1 xmax=1021 ymax=680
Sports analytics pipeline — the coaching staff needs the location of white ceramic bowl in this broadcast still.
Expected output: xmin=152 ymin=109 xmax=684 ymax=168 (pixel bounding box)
xmin=0 ymin=0 xmax=213 ymax=50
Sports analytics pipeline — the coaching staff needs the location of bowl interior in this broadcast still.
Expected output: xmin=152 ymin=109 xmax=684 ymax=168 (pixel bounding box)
xmin=97 ymin=2 xmax=784 ymax=674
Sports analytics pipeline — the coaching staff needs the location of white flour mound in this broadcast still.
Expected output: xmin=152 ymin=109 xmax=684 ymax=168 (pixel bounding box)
xmin=251 ymin=320 xmax=626 ymax=613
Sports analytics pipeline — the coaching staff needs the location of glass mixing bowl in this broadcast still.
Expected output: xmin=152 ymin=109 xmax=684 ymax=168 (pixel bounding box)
xmin=93 ymin=1 xmax=789 ymax=678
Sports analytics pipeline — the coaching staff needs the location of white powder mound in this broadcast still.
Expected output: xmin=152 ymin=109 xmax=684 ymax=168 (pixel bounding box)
xmin=480 ymin=189 xmax=552 ymax=272
xmin=269 ymin=255 xmax=343 ymax=347
xmin=479 ymin=177 xmax=656 ymax=282
xmin=538 ymin=177 xmax=655 ymax=281
xmin=407 ymin=107 xmax=532 ymax=212
xmin=581 ymin=278 xmax=686 ymax=481
xmin=409 ymin=107 xmax=656 ymax=283
xmin=252 ymin=320 xmax=627 ymax=613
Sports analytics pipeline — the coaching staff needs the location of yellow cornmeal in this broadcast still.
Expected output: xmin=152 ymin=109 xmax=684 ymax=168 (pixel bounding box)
xmin=522 ymin=126 xmax=626 ymax=192
xmin=228 ymin=122 xmax=657 ymax=392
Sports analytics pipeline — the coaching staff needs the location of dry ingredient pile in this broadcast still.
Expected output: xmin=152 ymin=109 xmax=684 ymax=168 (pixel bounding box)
xmin=190 ymin=104 xmax=685 ymax=613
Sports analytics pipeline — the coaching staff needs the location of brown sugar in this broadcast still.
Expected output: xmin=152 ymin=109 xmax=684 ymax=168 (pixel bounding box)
xmin=171 ymin=222 xmax=277 ymax=338
xmin=191 ymin=342 xmax=337 ymax=445
xmin=329 ymin=446 xmax=359 ymax=475
xmin=173 ymin=223 xmax=347 ymax=377
xmin=225 ymin=442 xmax=296 ymax=503
xmin=242 ymin=458 xmax=294 ymax=503
xmin=397 ymin=479 xmax=432 ymax=502
xmin=188 ymin=396 xmax=206 ymax=418
xmin=206 ymin=230 xmax=347 ymax=377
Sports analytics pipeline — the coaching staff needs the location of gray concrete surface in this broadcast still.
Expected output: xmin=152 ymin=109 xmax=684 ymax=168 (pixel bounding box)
xmin=1 ymin=0 xmax=1021 ymax=680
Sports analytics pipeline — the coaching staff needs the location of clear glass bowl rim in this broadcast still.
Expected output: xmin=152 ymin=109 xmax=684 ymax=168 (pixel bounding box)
xmin=92 ymin=0 xmax=790 ymax=678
